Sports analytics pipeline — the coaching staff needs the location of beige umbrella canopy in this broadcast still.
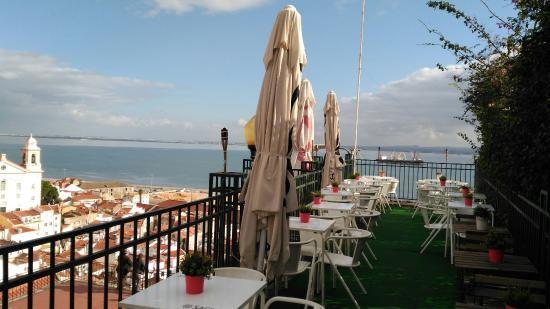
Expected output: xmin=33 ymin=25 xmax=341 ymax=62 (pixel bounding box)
xmin=291 ymin=79 xmax=316 ymax=169
xmin=239 ymin=5 xmax=306 ymax=280
xmin=322 ymin=90 xmax=344 ymax=187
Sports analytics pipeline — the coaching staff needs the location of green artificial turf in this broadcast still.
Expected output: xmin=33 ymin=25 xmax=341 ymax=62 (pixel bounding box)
xmin=277 ymin=208 xmax=456 ymax=308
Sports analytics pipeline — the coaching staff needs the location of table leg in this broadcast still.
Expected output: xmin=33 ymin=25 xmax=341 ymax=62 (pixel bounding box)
xmin=321 ymin=234 xmax=326 ymax=306
xmin=450 ymin=214 xmax=454 ymax=264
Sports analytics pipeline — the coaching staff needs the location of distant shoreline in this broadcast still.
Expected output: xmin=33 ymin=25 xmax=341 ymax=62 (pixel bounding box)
xmin=1 ymin=133 xmax=474 ymax=155
xmin=45 ymin=178 xmax=208 ymax=193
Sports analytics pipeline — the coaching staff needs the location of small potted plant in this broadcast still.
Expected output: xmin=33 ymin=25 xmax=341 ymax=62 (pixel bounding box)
xmin=505 ymin=287 xmax=530 ymax=309
xmin=486 ymin=230 xmax=506 ymax=264
xmin=299 ymin=204 xmax=313 ymax=223
xmin=179 ymin=252 xmax=214 ymax=294
xmin=354 ymin=172 xmax=361 ymax=180
xmin=378 ymin=169 xmax=384 ymax=177
xmin=459 ymin=185 xmax=470 ymax=195
xmin=311 ymin=191 xmax=322 ymax=205
xmin=474 ymin=206 xmax=490 ymax=231
xmin=439 ymin=175 xmax=447 ymax=187
xmin=464 ymin=192 xmax=474 ymax=207
xmin=331 ymin=180 xmax=340 ymax=193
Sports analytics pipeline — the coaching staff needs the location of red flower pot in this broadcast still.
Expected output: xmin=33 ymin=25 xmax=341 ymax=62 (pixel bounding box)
xmin=313 ymin=196 xmax=321 ymax=205
xmin=355 ymin=176 xmax=361 ymax=181
xmin=461 ymin=188 xmax=470 ymax=195
xmin=505 ymin=304 xmax=518 ymax=309
xmin=378 ymin=171 xmax=384 ymax=177
xmin=185 ymin=275 xmax=205 ymax=294
xmin=488 ymin=249 xmax=504 ymax=264
xmin=300 ymin=212 xmax=310 ymax=223
xmin=332 ymin=186 xmax=339 ymax=193
xmin=440 ymin=180 xmax=446 ymax=187
xmin=464 ymin=198 xmax=473 ymax=207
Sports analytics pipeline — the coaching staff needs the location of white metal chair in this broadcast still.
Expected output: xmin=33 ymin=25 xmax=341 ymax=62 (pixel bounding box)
xmin=419 ymin=193 xmax=451 ymax=257
xmin=282 ymin=238 xmax=318 ymax=301
xmin=264 ymin=296 xmax=324 ymax=309
xmin=214 ymin=267 xmax=266 ymax=309
xmin=323 ymin=228 xmax=369 ymax=309
xmin=387 ymin=179 xmax=401 ymax=207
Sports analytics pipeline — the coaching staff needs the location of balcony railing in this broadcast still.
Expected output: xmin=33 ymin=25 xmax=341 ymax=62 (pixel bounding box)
xmin=0 ymin=191 xmax=242 ymax=309
xmin=348 ymin=159 xmax=476 ymax=200
xmin=477 ymin=178 xmax=550 ymax=303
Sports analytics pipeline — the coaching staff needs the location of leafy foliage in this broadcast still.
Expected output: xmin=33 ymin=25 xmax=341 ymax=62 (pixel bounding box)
xmin=505 ymin=287 xmax=531 ymax=307
xmin=474 ymin=206 xmax=491 ymax=218
xmin=425 ymin=0 xmax=550 ymax=200
xmin=299 ymin=204 xmax=313 ymax=213
xmin=41 ymin=181 xmax=60 ymax=205
xmin=486 ymin=229 xmax=506 ymax=250
xmin=178 ymin=252 xmax=214 ymax=278
xmin=311 ymin=191 xmax=321 ymax=197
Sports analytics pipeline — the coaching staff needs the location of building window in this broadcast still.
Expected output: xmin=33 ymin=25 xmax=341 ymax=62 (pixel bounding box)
xmin=31 ymin=154 xmax=36 ymax=164
xmin=0 ymin=180 xmax=5 ymax=191
xmin=16 ymin=183 xmax=21 ymax=191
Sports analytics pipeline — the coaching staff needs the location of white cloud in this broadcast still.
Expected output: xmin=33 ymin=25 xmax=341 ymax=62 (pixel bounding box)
xmin=237 ymin=118 xmax=247 ymax=127
xmin=147 ymin=0 xmax=270 ymax=15
xmin=315 ymin=65 xmax=474 ymax=147
xmin=0 ymin=49 xmax=180 ymax=136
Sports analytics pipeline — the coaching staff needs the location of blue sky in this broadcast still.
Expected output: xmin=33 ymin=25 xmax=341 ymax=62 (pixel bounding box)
xmin=0 ymin=0 xmax=516 ymax=147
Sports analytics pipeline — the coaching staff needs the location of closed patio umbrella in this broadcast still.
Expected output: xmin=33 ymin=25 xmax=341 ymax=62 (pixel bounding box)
xmin=239 ymin=5 xmax=306 ymax=280
xmin=291 ymin=79 xmax=316 ymax=169
xmin=322 ymin=90 xmax=344 ymax=187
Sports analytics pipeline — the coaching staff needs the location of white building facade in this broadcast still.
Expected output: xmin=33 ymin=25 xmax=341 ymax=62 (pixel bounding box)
xmin=0 ymin=135 xmax=43 ymax=212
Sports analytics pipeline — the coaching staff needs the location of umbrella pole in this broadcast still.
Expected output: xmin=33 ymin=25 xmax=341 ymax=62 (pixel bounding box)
xmin=352 ymin=0 xmax=366 ymax=174
xmin=256 ymin=228 xmax=267 ymax=271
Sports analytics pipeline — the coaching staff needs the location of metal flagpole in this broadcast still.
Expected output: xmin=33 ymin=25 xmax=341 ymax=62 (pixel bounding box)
xmin=352 ymin=0 xmax=366 ymax=174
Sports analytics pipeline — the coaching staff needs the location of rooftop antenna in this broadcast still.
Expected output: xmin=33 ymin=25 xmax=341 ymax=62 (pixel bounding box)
xmin=352 ymin=0 xmax=366 ymax=174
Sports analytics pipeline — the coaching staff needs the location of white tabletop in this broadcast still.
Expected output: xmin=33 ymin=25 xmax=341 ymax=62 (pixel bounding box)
xmin=321 ymin=188 xmax=354 ymax=196
xmin=289 ymin=217 xmax=335 ymax=233
xmin=447 ymin=192 xmax=487 ymax=200
xmin=311 ymin=201 xmax=354 ymax=212
xmin=448 ymin=201 xmax=494 ymax=211
xmin=119 ymin=274 xmax=266 ymax=309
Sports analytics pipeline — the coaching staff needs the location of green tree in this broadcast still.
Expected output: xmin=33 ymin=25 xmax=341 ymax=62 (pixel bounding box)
xmin=41 ymin=180 xmax=60 ymax=205
xmin=424 ymin=0 xmax=550 ymax=199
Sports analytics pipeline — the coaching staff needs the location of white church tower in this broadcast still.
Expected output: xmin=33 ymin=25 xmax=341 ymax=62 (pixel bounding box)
xmin=0 ymin=134 xmax=43 ymax=212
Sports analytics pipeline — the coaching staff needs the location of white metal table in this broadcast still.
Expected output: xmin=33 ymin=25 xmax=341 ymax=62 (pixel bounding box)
xmin=289 ymin=216 xmax=335 ymax=306
xmin=119 ymin=274 xmax=266 ymax=309
xmin=321 ymin=188 xmax=354 ymax=202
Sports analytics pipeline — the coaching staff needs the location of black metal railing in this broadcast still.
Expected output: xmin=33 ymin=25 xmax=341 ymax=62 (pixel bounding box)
xmin=0 ymin=191 xmax=242 ymax=308
xmin=477 ymin=178 xmax=549 ymax=303
xmin=351 ymin=159 xmax=476 ymax=200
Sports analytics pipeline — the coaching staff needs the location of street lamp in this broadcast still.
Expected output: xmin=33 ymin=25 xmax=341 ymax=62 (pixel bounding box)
xmin=221 ymin=127 xmax=228 ymax=173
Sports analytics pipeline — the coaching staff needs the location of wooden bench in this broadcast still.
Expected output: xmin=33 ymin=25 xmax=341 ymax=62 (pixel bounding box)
xmin=472 ymin=274 xmax=546 ymax=305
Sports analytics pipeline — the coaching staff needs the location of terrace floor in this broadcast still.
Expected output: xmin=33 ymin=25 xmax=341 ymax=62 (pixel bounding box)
xmin=278 ymin=207 xmax=456 ymax=308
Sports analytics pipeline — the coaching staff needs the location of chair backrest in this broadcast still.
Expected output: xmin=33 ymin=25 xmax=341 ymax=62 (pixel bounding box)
xmin=285 ymin=242 xmax=302 ymax=273
xmin=214 ymin=267 xmax=266 ymax=281
xmin=264 ymin=296 xmax=324 ymax=309
xmin=330 ymin=228 xmax=370 ymax=266
xmin=387 ymin=180 xmax=399 ymax=194
xmin=356 ymin=191 xmax=379 ymax=211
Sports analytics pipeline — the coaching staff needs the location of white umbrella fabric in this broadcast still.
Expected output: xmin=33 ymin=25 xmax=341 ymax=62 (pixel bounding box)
xmin=322 ymin=90 xmax=344 ymax=187
xmin=239 ymin=5 xmax=306 ymax=280
xmin=291 ymin=79 xmax=316 ymax=169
